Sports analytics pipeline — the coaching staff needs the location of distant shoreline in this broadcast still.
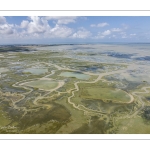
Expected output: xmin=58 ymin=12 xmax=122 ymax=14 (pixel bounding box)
xmin=1 ymin=42 xmax=150 ymax=46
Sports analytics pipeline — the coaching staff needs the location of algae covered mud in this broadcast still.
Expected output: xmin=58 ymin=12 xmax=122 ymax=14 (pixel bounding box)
xmin=1 ymin=43 xmax=150 ymax=134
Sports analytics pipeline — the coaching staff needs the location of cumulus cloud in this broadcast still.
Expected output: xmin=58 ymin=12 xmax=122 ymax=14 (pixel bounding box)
xmin=90 ymin=22 xmax=109 ymax=27
xmin=97 ymin=23 xmax=109 ymax=27
xmin=19 ymin=16 xmax=50 ymax=37
xmin=26 ymin=16 xmax=50 ymax=34
xmin=0 ymin=16 xmax=6 ymax=24
xmin=48 ymin=24 xmax=73 ymax=38
xmin=19 ymin=16 xmax=74 ymax=39
xmin=111 ymin=28 xmax=122 ymax=32
xmin=0 ymin=17 xmax=15 ymax=35
xmin=90 ymin=24 xmax=95 ymax=27
xmin=93 ymin=29 xmax=112 ymax=39
xmin=1 ymin=16 xmax=74 ymax=40
xmin=1 ymin=16 xmax=131 ymax=42
xmin=20 ymin=20 xmax=29 ymax=28
xmin=45 ymin=16 xmax=78 ymax=24
xmin=102 ymin=30 xmax=111 ymax=36
xmin=71 ymin=29 xmax=92 ymax=39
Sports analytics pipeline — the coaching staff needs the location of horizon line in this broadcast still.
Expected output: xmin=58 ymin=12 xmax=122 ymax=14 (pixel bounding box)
xmin=1 ymin=42 xmax=150 ymax=46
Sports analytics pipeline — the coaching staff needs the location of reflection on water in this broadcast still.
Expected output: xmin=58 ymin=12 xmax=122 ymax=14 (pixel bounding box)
xmin=23 ymin=68 xmax=48 ymax=75
xmin=0 ymin=68 xmax=9 ymax=73
xmin=60 ymin=71 xmax=90 ymax=80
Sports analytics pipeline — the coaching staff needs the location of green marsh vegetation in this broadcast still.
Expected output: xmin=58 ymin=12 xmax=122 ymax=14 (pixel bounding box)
xmin=0 ymin=45 xmax=150 ymax=133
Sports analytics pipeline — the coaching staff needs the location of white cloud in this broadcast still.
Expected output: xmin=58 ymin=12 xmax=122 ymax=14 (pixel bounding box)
xmin=45 ymin=16 xmax=78 ymax=24
xmin=18 ymin=17 xmax=50 ymax=39
xmin=90 ymin=24 xmax=96 ymax=27
xmin=48 ymin=24 xmax=73 ymax=38
xmin=98 ymin=22 xmax=109 ymax=27
xmin=0 ymin=16 xmax=6 ymax=24
xmin=26 ymin=16 xmax=50 ymax=34
xmin=91 ymin=22 xmax=109 ymax=27
xmin=93 ymin=35 xmax=105 ymax=39
xmin=130 ymin=33 xmax=136 ymax=36
xmin=20 ymin=20 xmax=29 ymax=28
xmin=102 ymin=30 xmax=111 ymax=36
xmin=0 ymin=17 xmax=135 ymax=43
xmin=18 ymin=17 xmax=74 ymax=39
xmin=72 ymin=29 xmax=92 ymax=39
xmin=0 ymin=17 xmax=15 ymax=35
xmin=93 ymin=30 xmax=111 ymax=39
xmin=111 ymin=28 xmax=122 ymax=32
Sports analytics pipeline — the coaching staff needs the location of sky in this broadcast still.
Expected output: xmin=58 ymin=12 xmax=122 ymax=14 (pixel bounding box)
xmin=0 ymin=16 xmax=150 ymax=44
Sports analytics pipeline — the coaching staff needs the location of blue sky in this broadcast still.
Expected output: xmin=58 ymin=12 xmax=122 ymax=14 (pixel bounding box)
xmin=0 ymin=16 xmax=150 ymax=44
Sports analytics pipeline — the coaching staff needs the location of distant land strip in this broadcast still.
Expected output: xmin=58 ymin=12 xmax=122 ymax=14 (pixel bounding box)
xmin=0 ymin=10 xmax=150 ymax=11
xmin=0 ymin=139 xmax=150 ymax=140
